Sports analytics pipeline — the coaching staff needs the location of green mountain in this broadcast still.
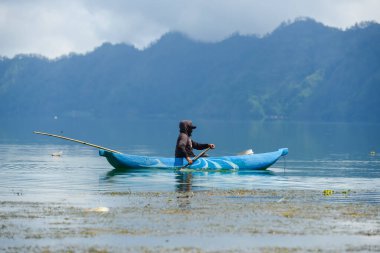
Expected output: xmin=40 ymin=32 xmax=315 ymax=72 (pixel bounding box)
xmin=1 ymin=18 xmax=379 ymax=122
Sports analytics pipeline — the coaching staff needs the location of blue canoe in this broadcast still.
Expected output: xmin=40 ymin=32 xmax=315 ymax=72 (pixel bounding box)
xmin=99 ymin=148 xmax=288 ymax=170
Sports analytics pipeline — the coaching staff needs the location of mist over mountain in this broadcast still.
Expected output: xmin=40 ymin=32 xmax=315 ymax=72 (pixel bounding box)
xmin=1 ymin=18 xmax=379 ymax=122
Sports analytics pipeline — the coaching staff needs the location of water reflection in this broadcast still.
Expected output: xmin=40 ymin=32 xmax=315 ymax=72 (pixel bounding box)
xmin=237 ymin=170 xmax=276 ymax=176
xmin=103 ymin=167 xmax=141 ymax=180
xmin=175 ymin=172 xmax=193 ymax=193
xmin=174 ymin=172 xmax=194 ymax=209
xmin=102 ymin=167 xmax=277 ymax=194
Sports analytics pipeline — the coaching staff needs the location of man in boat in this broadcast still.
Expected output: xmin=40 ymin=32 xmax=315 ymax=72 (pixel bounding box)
xmin=175 ymin=120 xmax=215 ymax=164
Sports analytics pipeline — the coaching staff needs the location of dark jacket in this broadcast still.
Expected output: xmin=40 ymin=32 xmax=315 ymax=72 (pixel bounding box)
xmin=175 ymin=120 xmax=209 ymax=158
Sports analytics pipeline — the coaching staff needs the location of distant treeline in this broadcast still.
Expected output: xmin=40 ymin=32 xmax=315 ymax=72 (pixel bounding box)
xmin=1 ymin=18 xmax=379 ymax=122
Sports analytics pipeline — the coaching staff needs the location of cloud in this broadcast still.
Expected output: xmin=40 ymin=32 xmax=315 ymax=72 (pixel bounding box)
xmin=1 ymin=1 xmax=101 ymax=57
xmin=1 ymin=0 xmax=379 ymax=58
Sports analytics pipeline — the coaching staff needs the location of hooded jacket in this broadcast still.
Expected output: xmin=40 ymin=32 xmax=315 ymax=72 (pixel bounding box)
xmin=175 ymin=120 xmax=209 ymax=158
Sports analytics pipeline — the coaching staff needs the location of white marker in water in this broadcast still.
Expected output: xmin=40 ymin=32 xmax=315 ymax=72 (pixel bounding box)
xmin=85 ymin=207 xmax=110 ymax=213
xmin=51 ymin=151 xmax=63 ymax=157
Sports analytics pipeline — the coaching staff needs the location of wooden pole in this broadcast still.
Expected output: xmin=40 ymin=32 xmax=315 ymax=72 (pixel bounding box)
xmin=181 ymin=147 xmax=211 ymax=169
xmin=33 ymin=131 xmax=122 ymax=154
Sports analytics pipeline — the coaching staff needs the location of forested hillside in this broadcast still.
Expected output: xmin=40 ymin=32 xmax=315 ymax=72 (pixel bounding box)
xmin=1 ymin=18 xmax=379 ymax=122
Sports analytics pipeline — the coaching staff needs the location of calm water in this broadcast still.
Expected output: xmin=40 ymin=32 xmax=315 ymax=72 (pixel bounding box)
xmin=0 ymin=119 xmax=379 ymax=204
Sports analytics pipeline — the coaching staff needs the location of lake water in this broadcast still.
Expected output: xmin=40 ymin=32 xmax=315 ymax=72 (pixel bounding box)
xmin=1 ymin=118 xmax=379 ymax=204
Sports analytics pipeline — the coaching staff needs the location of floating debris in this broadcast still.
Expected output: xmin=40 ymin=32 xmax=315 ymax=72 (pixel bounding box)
xmin=323 ymin=190 xmax=334 ymax=196
xmin=323 ymin=189 xmax=353 ymax=196
xmin=51 ymin=151 xmax=63 ymax=157
xmin=237 ymin=149 xmax=254 ymax=155
xmin=84 ymin=207 xmax=110 ymax=213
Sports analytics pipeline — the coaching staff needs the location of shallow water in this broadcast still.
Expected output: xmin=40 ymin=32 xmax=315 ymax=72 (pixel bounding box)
xmin=0 ymin=141 xmax=380 ymax=203
xmin=0 ymin=119 xmax=380 ymax=204
xmin=1 ymin=120 xmax=380 ymax=252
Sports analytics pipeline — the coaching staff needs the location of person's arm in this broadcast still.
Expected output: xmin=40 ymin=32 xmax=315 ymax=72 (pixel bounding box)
xmin=186 ymin=156 xmax=193 ymax=164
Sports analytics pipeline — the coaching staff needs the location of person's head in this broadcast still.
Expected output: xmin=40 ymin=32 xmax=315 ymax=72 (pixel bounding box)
xmin=179 ymin=120 xmax=196 ymax=136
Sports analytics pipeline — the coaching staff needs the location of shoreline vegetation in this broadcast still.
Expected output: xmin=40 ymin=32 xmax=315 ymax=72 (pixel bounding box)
xmin=1 ymin=189 xmax=379 ymax=252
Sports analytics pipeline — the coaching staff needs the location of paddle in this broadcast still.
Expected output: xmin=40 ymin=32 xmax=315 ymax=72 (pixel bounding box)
xmin=181 ymin=147 xmax=211 ymax=170
xmin=33 ymin=131 xmax=122 ymax=154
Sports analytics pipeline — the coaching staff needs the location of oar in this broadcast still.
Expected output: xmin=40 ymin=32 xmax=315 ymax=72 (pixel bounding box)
xmin=181 ymin=147 xmax=211 ymax=170
xmin=33 ymin=131 xmax=122 ymax=154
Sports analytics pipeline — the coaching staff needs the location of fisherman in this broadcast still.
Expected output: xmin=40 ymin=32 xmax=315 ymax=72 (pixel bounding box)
xmin=175 ymin=120 xmax=215 ymax=165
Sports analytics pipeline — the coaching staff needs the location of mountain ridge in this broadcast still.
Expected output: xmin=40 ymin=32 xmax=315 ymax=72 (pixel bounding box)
xmin=1 ymin=18 xmax=379 ymax=122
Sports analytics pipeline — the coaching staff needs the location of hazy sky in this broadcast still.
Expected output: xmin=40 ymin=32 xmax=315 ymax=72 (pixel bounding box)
xmin=1 ymin=0 xmax=379 ymax=58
